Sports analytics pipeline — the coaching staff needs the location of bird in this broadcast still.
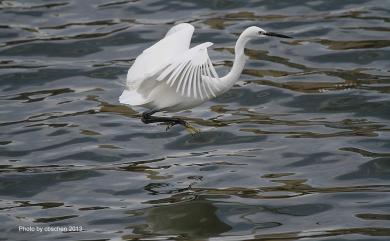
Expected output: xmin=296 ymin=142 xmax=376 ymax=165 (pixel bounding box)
xmin=119 ymin=23 xmax=291 ymax=133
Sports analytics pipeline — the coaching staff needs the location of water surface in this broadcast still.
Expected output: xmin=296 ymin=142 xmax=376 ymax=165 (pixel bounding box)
xmin=1 ymin=0 xmax=390 ymax=240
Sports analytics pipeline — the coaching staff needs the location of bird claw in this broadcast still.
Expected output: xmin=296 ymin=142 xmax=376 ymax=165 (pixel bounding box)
xmin=183 ymin=122 xmax=201 ymax=135
xmin=165 ymin=120 xmax=200 ymax=135
xmin=165 ymin=122 xmax=175 ymax=132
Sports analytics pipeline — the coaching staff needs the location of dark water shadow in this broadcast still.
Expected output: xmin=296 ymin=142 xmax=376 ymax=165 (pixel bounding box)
xmin=284 ymin=152 xmax=341 ymax=167
xmin=0 ymin=170 xmax=103 ymax=198
xmin=0 ymin=68 xmax=82 ymax=91
xmin=213 ymin=88 xmax=290 ymax=106
xmin=284 ymin=93 xmax=390 ymax=120
xmin=337 ymin=157 xmax=390 ymax=180
xmin=133 ymin=199 xmax=231 ymax=239
xmin=272 ymin=203 xmax=332 ymax=216
xmin=308 ymin=50 xmax=390 ymax=65
xmin=0 ymin=30 xmax=149 ymax=57
xmin=165 ymin=131 xmax=266 ymax=150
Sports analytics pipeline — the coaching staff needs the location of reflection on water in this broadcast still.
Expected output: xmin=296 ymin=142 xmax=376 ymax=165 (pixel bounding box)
xmin=141 ymin=200 xmax=232 ymax=238
xmin=1 ymin=0 xmax=390 ymax=240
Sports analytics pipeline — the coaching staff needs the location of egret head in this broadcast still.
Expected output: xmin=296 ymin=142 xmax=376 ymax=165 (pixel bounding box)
xmin=244 ymin=26 xmax=292 ymax=39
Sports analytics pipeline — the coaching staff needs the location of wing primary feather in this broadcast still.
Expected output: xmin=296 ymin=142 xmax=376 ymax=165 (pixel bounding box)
xmin=157 ymin=62 xmax=177 ymax=81
xmin=170 ymin=61 xmax=189 ymax=87
xmin=203 ymin=62 xmax=216 ymax=97
xmin=200 ymin=64 xmax=210 ymax=99
xmin=200 ymin=64 xmax=207 ymax=99
xmin=176 ymin=61 xmax=191 ymax=92
xmin=201 ymin=63 xmax=210 ymax=99
xmin=207 ymin=59 xmax=219 ymax=78
xmin=154 ymin=40 xmax=221 ymax=99
xmin=167 ymin=61 xmax=186 ymax=86
xmin=192 ymin=65 xmax=199 ymax=99
xmin=196 ymin=64 xmax=201 ymax=99
xmin=186 ymin=65 xmax=195 ymax=97
xmin=207 ymin=59 xmax=221 ymax=92
xmin=202 ymin=63 xmax=214 ymax=98
xmin=181 ymin=64 xmax=193 ymax=96
xmin=197 ymin=65 xmax=204 ymax=99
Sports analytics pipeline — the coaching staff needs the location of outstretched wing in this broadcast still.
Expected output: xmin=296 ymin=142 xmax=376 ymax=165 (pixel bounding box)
xmin=126 ymin=23 xmax=195 ymax=90
xmin=120 ymin=23 xmax=195 ymax=106
xmin=156 ymin=42 xmax=221 ymax=100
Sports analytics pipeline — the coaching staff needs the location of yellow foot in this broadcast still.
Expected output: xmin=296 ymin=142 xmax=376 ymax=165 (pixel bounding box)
xmin=165 ymin=122 xmax=175 ymax=132
xmin=165 ymin=120 xmax=200 ymax=135
xmin=183 ymin=122 xmax=201 ymax=135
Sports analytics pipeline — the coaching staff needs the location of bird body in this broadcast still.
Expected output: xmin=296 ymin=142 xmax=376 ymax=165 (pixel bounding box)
xmin=119 ymin=23 xmax=291 ymax=131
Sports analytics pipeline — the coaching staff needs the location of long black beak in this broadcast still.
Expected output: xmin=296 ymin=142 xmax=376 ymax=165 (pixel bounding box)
xmin=264 ymin=32 xmax=292 ymax=39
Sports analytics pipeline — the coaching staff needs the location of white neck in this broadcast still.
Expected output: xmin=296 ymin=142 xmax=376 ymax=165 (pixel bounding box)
xmin=219 ymin=33 xmax=250 ymax=88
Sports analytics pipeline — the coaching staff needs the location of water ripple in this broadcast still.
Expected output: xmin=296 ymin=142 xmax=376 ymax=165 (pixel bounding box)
xmin=1 ymin=0 xmax=390 ymax=240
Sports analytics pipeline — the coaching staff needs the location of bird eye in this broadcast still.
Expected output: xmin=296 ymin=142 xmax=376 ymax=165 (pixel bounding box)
xmin=258 ymin=31 xmax=265 ymax=35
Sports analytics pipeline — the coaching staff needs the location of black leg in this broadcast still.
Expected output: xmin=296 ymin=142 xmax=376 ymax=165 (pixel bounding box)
xmin=140 ymin=110 xmax=200 ymax=134
xmin=141 ymin=110 xmax=186 ymax=127
xmin=141 ymin=110 xmax=158 ymax=124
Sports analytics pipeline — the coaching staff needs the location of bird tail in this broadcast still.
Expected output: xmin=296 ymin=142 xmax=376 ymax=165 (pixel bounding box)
xmin=119 ymin=89 xmax=149 ymax=106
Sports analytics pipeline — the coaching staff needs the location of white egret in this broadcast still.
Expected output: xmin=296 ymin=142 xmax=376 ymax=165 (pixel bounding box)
xmin=119 ymin=23 xmax=291 ymax=133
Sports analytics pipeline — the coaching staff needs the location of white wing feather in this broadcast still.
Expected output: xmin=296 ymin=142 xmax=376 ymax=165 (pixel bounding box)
xmin=120 ymin=23 xmax=221 ymax=106
xmin=119 ymin=24 xmax=195 ymax=106
xmin=156 ymin=42 xmax=221 ymax=100
xmin=127 ymin=23 xmax=194 ymax=89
